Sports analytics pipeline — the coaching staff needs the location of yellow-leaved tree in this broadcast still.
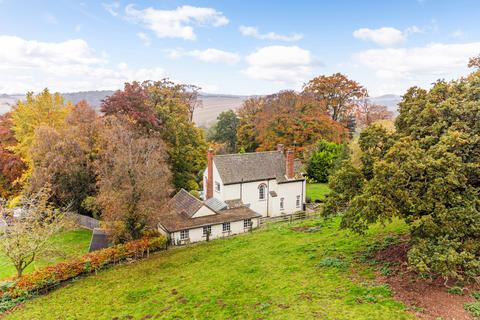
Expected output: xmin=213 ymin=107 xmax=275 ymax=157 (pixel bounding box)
xmin=10 ymin=89 xmax=72 ymax=184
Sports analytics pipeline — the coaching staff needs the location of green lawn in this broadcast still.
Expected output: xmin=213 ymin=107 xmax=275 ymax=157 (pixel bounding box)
xmin=0 ymin=229 xmax=92 ymax=280
xmin=5 ymin=217 xmax=414 ymax=320
xmin=307 ymin=183 xmax=331 ymax=202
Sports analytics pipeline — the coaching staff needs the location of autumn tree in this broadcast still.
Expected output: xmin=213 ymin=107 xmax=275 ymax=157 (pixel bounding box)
xmin=10 ymin=89 xmax=71 ymax=183
xmin=303 ymin=73 xmax=367 ymax=122
xmin=356 ymin=100 xmax=393 ymax=128
xmin=237 ymin=91 xmax=348 ymax=155
xmin=325 ymin=70 xmax=480 ymax=281
xmin=29 ymin=102 xmax=99 ymax=216
xmin=0 ymin=113 xmax=26 ymax=198
xmin=208 ymin=110 xmax=239 ymax=153
xmin=0 ymin=187 xmax=69 ymax=277
xmin=96 ymin=116 xmax=172 ymax=243
xmin=101 ymin=80 xmax=207 ymax=191
xmin=236 ymin=97 xmax=263 ymax=152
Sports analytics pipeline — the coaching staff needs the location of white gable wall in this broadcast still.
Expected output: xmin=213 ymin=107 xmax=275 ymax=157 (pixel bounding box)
xmin=203 ymin=161 xmax=224 ymax=200
xmin=191 ymin=205 xmax=216 ymax=218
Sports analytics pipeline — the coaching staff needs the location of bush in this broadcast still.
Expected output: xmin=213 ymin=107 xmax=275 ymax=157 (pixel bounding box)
xmin=306 ymin=140 xmax=344 ymax=183
xmin=0 ymin=236 xmax=167 ymax=309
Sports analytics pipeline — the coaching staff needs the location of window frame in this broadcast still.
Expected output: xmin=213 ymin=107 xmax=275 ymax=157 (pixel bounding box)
xmin=243 ymin=219 xmax=252 ymax=229
xmin=296 ymin=195 xmax=301 ymax=208
xmin=258 ymin=183 xmax=267 ymax=200
xmin=280 ymin=197 xmax=285 ymax=210
xmin=222 ymin=222 xmax=231 ymax=232
xmin=215 ymin=181 xmax=221 ymax=193
xmin=203 ymin=225 xmax=212 ymax=237
xmin=180 ymin=229 xmax=189 ymax=240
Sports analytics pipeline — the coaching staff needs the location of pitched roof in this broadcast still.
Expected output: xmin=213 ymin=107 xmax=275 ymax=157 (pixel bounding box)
xmin=213 ymin=151 xmax=304 ymax=185
xmin=165 ymin=189 xmax=203 ymax=218
xmin=158 ymin=190 xmax=261 ymax=232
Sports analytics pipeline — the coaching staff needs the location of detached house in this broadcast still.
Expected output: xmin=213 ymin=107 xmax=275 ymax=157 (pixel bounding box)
xmin=158 ymin=145 xmax=306 ymax=245
xmin=203 ymin=145 xmax=306 ymax=217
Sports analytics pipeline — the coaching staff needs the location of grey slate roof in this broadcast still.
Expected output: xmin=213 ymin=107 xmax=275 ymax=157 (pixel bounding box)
xmin=165 ymin=189 xmax=203 ymax=218
xmin=213 ymin=151 xmax=305 ymax=185
xmin=204 ymin=197 xmax=228 ymax=211
xmin=159 ymin=190 xmax=261 ymax=232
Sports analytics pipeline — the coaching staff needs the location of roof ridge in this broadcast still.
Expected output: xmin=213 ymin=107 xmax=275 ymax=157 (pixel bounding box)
xmin=214 ymin=150 xmax=281 ymax=157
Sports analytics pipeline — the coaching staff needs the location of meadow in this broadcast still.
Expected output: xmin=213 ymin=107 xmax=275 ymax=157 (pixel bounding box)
xmin=5 ymin=217 xmax=413 ymax=320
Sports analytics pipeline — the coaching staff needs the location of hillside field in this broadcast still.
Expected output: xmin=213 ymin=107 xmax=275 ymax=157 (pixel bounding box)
xmin=0 ymin=229 xmax=92 ymax=280
xmin=5 ymin=217 xmax=413 ymax=320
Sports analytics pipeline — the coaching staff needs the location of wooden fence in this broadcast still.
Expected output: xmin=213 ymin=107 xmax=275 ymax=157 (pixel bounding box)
xmin=70 ymin=213 xmax=100 ymax=230
xmin=259 ymin=209 xmax=322 ymax=227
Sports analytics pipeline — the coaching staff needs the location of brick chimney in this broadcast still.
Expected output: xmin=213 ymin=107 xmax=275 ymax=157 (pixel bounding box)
xmin=286 ymin=148 xmax=294 ymax=179
xmin=206 ymin=148 xmax=214 ymax=199
xmin=276 ymin=144 xmax=284 ymax=153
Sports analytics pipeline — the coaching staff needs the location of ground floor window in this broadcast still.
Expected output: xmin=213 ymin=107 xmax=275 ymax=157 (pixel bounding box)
xmin=203 ymin=225 xmax=212 ymax=236
xmin=280 ymin=197 xmax=285 ymax=210
xmin=296 ymin=195 xmax=301 ymax=208
xmin=222 ymin=222 xmax=231 ymax=232
xmin=180 ymin=229 xmax=189 ymax=240
xmin=243 ymin=219 xmax=252 ymax=228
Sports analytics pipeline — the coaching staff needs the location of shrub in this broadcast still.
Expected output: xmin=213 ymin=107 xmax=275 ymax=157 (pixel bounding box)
xmin=465 ymin=301 xmax=480 ymax=318
xmin=0 ymin=236 xmax=167 ymax=309
xmin=306 ymin=140 xmax=344 ymax=183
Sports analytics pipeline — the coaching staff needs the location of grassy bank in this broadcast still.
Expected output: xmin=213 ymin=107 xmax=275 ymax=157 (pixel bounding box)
xmin=5 ymin=217 xmax=413 ymax=320
xmin=306 ymin=183 xmax=331 ymax=202
xmin=0 ymin=229 xmax=92 ymax=280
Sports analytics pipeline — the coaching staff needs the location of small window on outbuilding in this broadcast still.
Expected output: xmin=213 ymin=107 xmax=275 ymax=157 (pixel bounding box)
xmin=243 ymin=219 xmax=252 ymax=229
xmin=222 ymin=222 xmax=231 ymax=232
xmin=296 ymin=195 xmax=301 ymax=208
xmin=280 ymin=197 xmax=285 ymax=210
xmin=203 ymin=225 xmax=211 ymax=236
xmin=180 ymin=229 xmax=189 ymax=240
xmin=215 ymin=181 xmax=221 ymax=192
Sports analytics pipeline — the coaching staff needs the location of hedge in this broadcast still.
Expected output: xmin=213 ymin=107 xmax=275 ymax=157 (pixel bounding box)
xmin=0 ymin=236 xmax=167 ymax=312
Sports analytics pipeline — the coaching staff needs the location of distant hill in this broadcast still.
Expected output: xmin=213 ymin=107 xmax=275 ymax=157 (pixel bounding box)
xmin=368 ymin=94 xmax=402 ymax=115
xmin=0 ymin=91 xmax=401 ymax=126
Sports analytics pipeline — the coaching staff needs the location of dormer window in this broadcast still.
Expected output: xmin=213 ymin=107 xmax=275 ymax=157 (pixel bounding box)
xmin=258 ymin=183 xmax=267 ymax=200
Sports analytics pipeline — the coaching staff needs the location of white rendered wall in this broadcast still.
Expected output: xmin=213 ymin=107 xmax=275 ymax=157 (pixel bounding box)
xmin=191 ymin=205 xmax=216 ymax=218
xmin=169 ymin=218 xmax=259 ymax=245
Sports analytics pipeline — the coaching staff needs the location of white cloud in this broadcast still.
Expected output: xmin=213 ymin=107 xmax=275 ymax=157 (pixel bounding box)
xmin=239 ymin=25 xmax=303 ymax=42
xmin=353 ymin=27 xmax=406 ymax=47
xmin=167 ymin=48 xmax=240 ymax=64
xmin=102 ymin=1 xmax=120 ymax=17
xmin=244 ymin=45 xmax=313 ymax=84
xmin=137 ymin=32 xmax=151 ymax=47
xmin=0 ymin=35 xmax=165 ymax=93
xmin=124 ymin=4 xmax=228 ymax=40
xmin=353 ymin=42 xmax=480 ymax=94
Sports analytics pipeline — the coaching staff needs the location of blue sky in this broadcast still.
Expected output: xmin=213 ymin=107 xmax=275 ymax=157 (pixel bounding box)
xmin=0 ymin=0 xmax=479 ymax=96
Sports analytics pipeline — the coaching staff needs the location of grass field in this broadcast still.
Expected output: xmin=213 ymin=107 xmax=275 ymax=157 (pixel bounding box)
xmin=306 ymin=183 xmax=331 ymax=202
xmin=0 ymin=229 xmax=92 ymax=280
xmin=5 ymin=217 xmax=414 ymax=320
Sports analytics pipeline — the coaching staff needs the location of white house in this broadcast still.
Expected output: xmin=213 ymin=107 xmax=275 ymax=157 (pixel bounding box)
xmin=203 ymin=145 xmax=306 ymax=217
xmin=158 ymin=189 xmax=261 ymax=245
xmin=158 ymin=145 xmax=306 ymax=245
